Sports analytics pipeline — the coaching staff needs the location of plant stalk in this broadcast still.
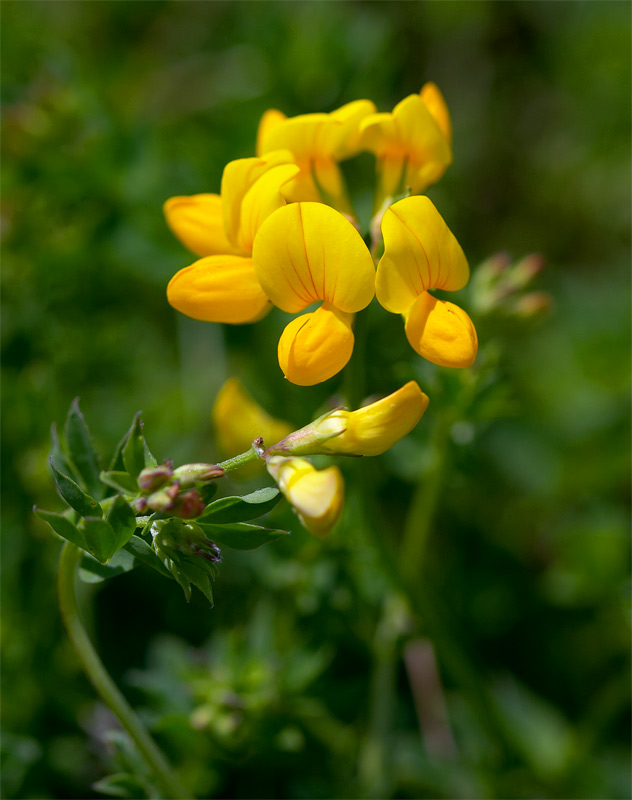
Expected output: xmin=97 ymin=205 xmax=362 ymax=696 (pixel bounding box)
xmin=57 ymin=542 xmax=189 ymax=799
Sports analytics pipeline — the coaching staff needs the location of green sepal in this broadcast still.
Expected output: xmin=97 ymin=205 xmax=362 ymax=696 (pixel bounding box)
xmin=64 ymin=398 xmax=103 ymax=498
xmin=197 ymin=521 xmax=289 ymax=550
xmin=49 ymin=458 xmax=103 ymax=518
xmin=197 ymin=486 xmax=281 ymax=524
xmin=109 ymin=412 xmax=157 ymax=474
xmin=198 ymin=482 xmax=219 ymax=505
xmin=34 ymin=507 xmax=88 ymax=550
xmin=172 ymin=557 xmax=215 ymax=605
xmin=123 ymin=535 xmax=171 ymax=578
xmin=106 ymin=495 xmax=138 ymax=552
xmin=100 ymin=470 xmax=139 ymax=495
xmin=79 ymin=549 xmax=135 ymax=584
xmin=82 ymin=517 xmax=118 ymax=563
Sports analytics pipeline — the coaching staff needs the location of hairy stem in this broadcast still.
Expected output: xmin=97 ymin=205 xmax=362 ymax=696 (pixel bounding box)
xmin=57 ymin=543 xmax=189 ymax=799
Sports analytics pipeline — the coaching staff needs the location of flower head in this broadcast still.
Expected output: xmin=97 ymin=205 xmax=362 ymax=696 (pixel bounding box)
xmin=256 ymin=100 xmax=376 ymax=214
xmin=359 ymin=83 xmax=452 ymax=208
xmin=267 ymin=381 xmax=429 ymax=457
xmin=252 ymin=201 xmax=375 ymax=385
xmin=166 ymin=152 xmax=299 ymax=324
xmin=266 ymin=455 xmax=344 ymax=537
xmin=376 ymin=196 xmax=477 ymax=368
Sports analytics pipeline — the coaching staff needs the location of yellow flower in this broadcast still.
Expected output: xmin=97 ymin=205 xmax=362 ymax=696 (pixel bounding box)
xmin=359 ymin=82 xmax=452 ymax=208
xmin=266 ymin=456 xmax=344 ymax=537
xmin=266 ymin=381 xmax=429 ymax=457
xmin=212 ymin=378 xmax=293 ymax=462
xmin=166 ymin=152 xmax=299 ymax=324
xmin=376 ymin=196 xmax=477 ymax=368
xmin=256 ymin=100 xmax=376 ymax=214
xmin=252 ymin=201 xmax=376 ymax=385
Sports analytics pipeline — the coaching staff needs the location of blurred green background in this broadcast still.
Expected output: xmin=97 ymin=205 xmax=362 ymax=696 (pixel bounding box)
xmin=2 ymin=1 xmax=630 ymax=798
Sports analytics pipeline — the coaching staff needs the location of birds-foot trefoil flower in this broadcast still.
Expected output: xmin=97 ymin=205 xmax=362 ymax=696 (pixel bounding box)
xmin=359 ymin=82 xmax=452 ymax=211
xmin=265 ymin=455 xmax=344 ymax=537
xmin=166 ymin=151 xmax=299 ymax=323
xmin=376 ymin=195 xmax=477 ymax=368
xmin=266 ymin=381 xmax=429 ymax=457
xmin=257 ymin=100 xmax=376 ymax=215
xmin=252 ymin=201 xmax=376 ymax=385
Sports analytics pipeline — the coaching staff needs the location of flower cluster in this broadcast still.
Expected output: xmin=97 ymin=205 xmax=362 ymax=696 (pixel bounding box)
xmin=165 ymin=84 xmax=477 ymax=386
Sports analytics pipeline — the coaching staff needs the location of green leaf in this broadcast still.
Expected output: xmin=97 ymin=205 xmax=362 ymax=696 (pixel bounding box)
xmin=100 ymin=470 xmax=139 ymax=495
xmin=64 ymin=398 xmax=103 ymax=498
xmin=197 ymin=521 xmax=289 ymax=550
xmin=82 ymin=517 xmax=117 ymax=563
xmin=198 ymin=482 xmax=219 ymax=505
xmin=175 ymin=557 xmax=215 ymax=605
xmin=122 ymin=414 xmax=146 ymax=479
xmin=124 ymin=535 xmax=171 ymax=578
xmin=197 ymin=487 xmax=281 ymax=524
xmin=79 ymin=549 xmax=135 ymax=584
xmin=49 ymin=458 xmax=102 ymax=518
xmin=50 ymin=423 xmax=77 ymax=483
xmin=93 ymin=772 xmax=149 ymax=799
xmin=106 ymin=495 xmax=138 ymax=552
xmin=34 ymin=507 xmax=87 ymax=550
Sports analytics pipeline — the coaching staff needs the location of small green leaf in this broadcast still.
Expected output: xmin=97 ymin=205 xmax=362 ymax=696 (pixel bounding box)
xmin=124 ymin=535 xmax=171 ymax=578
xmin=175 ymin=557 xmax=215 ymax=605
xmin=122 ymin=414 xmax=146 ymax=479
xmin=106 ymin=495 xmax=138 ymax=552
xmin=92 ymin=772 xmax=151 ymax=799
xmin=34 ymin=507 xmax=88 ymax=550
xmin=197 ymin=521 xmax=289 ymax=550
xmin=82 ymin=517 xmax=117 ymax=563
xmin=50 ymin=458 xmax=102 ymax=518
xmin=64 ymin=398 xmax=103 ymax=498
xmin=109 ymin=413 xmax=140 ymax=471
xmin=50 ymin=423 xmax=77 ymax=483
xmin=79 ymin=549 xmax=135 ymax=584
xmin=198 ymin=482 xmax=219 ymax=505
xmin=100 ymin=470 xmax=139 ymax=495
xmin=197 ymin=487 xmax=281 ymax=524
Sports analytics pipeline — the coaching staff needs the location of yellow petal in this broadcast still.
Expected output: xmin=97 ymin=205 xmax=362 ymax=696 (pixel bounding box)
xmin=257 ymin=112 xmax=334 ymax=161
xmin=267 ymin=380 xmax=429 ymax=457
xmin=420 ymin=82 xmax=452 ymax=144
xmin=221 ymin=151 xmax=294 ymax=247
xmin=321 ymin=381 xmax=429 ymax=456
xmin=328 ymin=99 xmax=377 ymax=158
xmin=237 ymin=163 xmax=301 ymax=252
xmin=278 ymin=304 xmax=354 ymax=386
xmin=376 ymin=196 xmax=469 ymax=313
xmin=253 ymin=202 xmax=375 ymax=313
xmin=167 ymin=255 xmax=271 ymax=324
xmin=256 ymin=108 xmax=287 ymax=156
xmin=404 ymin=292 xmax=478 ymax=368
xmin=393 ymin=94 xmax=451 ymax=169
xmin=212 ymin=378 xmax=293 ymax=460
xmin=266 ymin=456 xmax=344 ymax=537
xmin=163 ymin=194 xmax=242 ymax=258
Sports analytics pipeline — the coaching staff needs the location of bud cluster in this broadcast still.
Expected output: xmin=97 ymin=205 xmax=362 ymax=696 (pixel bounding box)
xmin=469 ymin=253 xmax=551 ymax=320
xmin=136 ymin=461 xmax=225 ymax=519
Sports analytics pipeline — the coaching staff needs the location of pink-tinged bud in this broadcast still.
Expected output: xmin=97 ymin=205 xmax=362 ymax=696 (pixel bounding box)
xmin=146 ymin=483 xmax=180 ymax=512
xmin=267 ymin=381 xmax=429 ymax=458
xmin=138 ymin=463 xmax=173 ymax=492
xmin=506 ymin=253 xmax=545 ymax=291
xmin=170 ymin=489 xmax=207 ymax=519
xmin=266 ymin=456 xmax=344 ymax=537
xmin=511 ymin=291 xmax=552 ymax=318
xmin=171 ymin=462 xmax=225 ymax=486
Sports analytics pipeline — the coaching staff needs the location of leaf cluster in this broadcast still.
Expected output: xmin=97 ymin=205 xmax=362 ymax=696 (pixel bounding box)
xmin=35 ymin=400 xmax=288 ymax=604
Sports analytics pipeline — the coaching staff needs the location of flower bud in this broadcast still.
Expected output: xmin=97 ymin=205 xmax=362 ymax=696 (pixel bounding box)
xmin=170 ymin=488 xmax=207 ymax=519
xmin=145 ymin=483 xmax=180 ymax=512
xmin=138 ymin=463 xmax=173 ymax=492
xmin=267 ymin=381 xmax=429 ymax=458
xmin=172 ymin=462 xmax=225 ymax=486
xmin=266 ymin=456 xmax=344 ymax=538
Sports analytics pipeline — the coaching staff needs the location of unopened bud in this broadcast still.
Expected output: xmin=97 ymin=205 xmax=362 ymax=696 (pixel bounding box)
xmin=146 ymin=483 xmax=180 ymax=512
xmin=172 ymin=462 xmax=225 ymax=487
xmin=505 ymin=254 xmax=545 ymax=292
xmin=138 ymin=463 xmax=173 ymax=492
xmin=170 ymin=489 xmax=207 ymax=519
xmin=511 ymin=291 xmax=552 ymax=318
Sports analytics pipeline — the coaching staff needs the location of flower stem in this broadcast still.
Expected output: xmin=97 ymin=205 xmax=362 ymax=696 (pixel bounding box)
xmin=217 ymin=442 xmax=263 ymax=472
xmin=57 ymin=543 xmax=189 ymax=800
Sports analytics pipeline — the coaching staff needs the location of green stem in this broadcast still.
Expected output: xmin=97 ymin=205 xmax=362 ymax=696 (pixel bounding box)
xmin=217 ymin=442 xmax=262 ymax=472
xmin=57 ymin=543 xmax=189 ymax=799
xmin=399 ymin=409 xmax=453 ymax=582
